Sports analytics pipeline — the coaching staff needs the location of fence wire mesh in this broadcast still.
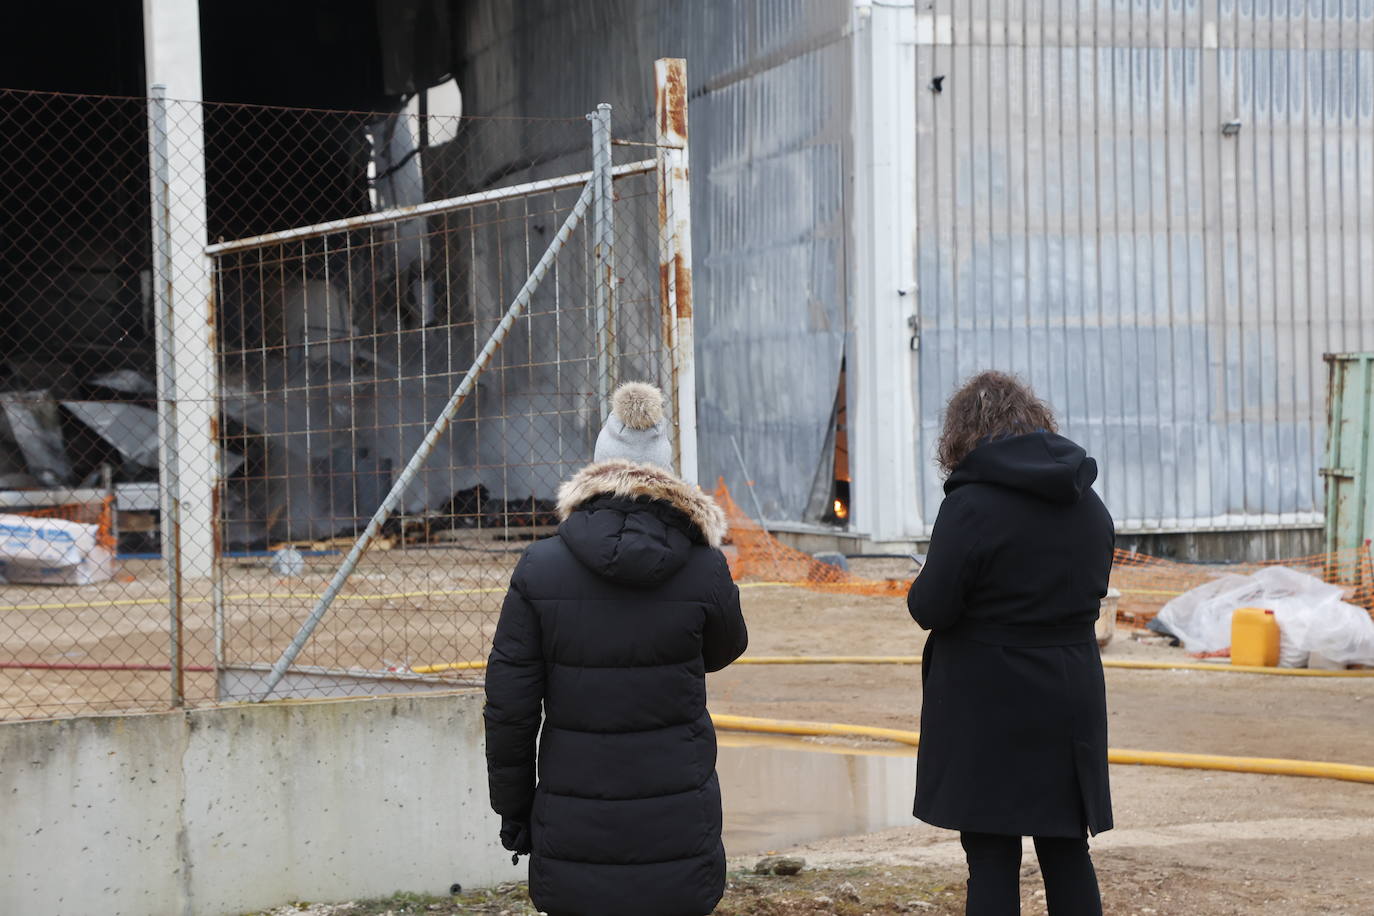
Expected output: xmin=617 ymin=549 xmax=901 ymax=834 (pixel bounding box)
xmin=0 ymin=84 xmax=685 ymax=718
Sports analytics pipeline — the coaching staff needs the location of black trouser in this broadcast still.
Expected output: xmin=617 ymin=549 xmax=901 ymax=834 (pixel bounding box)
xmin=959 ymin=831 xmax=1102 ymax=916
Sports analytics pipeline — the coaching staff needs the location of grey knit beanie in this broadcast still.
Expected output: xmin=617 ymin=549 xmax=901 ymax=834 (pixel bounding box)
xmin=594 ymin=381 xmax=674 ymax=470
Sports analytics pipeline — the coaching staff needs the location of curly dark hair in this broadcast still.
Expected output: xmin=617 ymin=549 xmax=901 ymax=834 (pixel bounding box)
xmin=936 ymin=371 xmax=1058 ymax=475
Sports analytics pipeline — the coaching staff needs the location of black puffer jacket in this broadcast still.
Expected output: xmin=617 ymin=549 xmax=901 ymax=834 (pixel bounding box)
xmin=909 ymin=432 xmax=1115 ymax=838
xmin=484 ymin=459 xmax=747 ymax=916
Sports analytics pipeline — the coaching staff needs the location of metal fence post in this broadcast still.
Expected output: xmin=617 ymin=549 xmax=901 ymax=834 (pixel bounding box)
xmin=588 ymin=102 xmax=617 ymax=417
xmin=655 ymin=59 xmax=698 ymax=482
xmin=147 ymin=84 xmax=184 ymax=707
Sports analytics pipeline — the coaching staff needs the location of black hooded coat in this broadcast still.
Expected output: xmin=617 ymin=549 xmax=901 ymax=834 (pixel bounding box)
xmin=484 ymin=459 xmax=747 ymax=916
xmin=908 ymin=432 xmax=1115 ymax=838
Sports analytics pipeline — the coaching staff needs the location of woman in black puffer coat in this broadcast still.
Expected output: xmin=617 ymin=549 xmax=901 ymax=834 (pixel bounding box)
xmin=484 ymin=382 xmax=747 ymax=916
xmin=909 ymin=371 xmax=1115 ymax=916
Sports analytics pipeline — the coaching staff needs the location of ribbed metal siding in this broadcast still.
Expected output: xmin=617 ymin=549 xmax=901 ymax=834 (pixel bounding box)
xmin=913 ymin=1 xmax=1374 ymax=533
xmin=684 ymin=2 xmax=852 ymax=522
xmin=453 ymin=0 xmax=853 ymax=522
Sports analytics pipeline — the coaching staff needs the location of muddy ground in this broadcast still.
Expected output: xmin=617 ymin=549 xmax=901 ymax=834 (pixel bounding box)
xmin=236 ymin=576 xmax=1374 ymax=915
xmin=712 ymin=578 xmax=1374 ymax=765
xmin=0 ymin=544 xmax=514 ymax=716
xmin=705 ymin=578 xmax=1374 ymax=915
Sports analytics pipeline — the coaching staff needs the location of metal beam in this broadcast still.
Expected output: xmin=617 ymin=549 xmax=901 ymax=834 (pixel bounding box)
xmin=207 ymin=160 xmax=656 ymax=256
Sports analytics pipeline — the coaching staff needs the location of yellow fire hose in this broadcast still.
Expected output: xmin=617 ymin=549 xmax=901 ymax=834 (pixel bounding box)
xmin=710 ymin=713 xmax=1374 ymax=786
xmin=733 ymin=656 xmax=1374 ymax=677
xmin=408 ymin=657 xmax=1374 ymax=784
xmin=412 ymin=655 xmax=1374 ymax=677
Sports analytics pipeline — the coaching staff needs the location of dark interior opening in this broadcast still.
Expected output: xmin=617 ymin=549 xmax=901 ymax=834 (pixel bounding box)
xmin=822 ymin=360 xmax=849 ymax=527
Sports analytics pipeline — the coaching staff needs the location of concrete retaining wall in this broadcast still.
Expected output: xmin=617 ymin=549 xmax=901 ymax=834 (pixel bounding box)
xmin=1 ymin=690 xmax=522 ymax=916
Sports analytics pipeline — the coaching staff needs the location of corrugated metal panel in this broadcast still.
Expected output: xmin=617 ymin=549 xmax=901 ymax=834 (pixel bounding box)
xmin=684 ymin=2 xmax=852 ymax=522
xmin=452 ymin=0 xmax=853 ymax=523
xmin=914 ymin=0 xmax=1374 ymax=534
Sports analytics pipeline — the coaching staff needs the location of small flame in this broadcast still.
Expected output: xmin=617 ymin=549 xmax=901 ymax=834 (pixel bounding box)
xmin=833 ymin=498 xmax=848 ymax=520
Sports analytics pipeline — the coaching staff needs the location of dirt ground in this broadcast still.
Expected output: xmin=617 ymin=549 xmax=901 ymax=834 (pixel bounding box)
xmin=712 ymin=578 xmax=1374 ymax=765
xmin=705 ymin=578 xmax=1374 ymax=915
xmin=0 ymin=542 xmax=517 ymax=717
xmin=226 ymin=572 xmax=1373 ymax=915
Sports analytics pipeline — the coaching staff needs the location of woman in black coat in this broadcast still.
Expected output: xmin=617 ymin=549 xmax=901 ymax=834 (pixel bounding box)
xmin=908 ymin=371 xmax=1115 ymax=916
xmin=484 ymin=382 xmax=748 ymax=916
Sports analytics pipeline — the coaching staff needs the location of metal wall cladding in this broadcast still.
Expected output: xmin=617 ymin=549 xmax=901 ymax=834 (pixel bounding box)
xmin=914 ymin=1 xmax=1374 ymax=534
xmin=452 ymin=0 xmax=853 ymax=522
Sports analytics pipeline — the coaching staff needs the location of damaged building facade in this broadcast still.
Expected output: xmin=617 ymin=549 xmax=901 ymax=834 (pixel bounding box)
xmin=2 ymin=1 xmax=1373 ymax=565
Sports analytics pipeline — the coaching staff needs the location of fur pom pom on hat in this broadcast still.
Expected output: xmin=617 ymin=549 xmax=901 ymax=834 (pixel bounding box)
xmin=610 ymin=381 xmax=664 ymax=430
xmin=594 ymin=381 xmax=673 ymax=470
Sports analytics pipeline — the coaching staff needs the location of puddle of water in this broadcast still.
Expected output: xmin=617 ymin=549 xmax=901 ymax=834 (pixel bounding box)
xmin=718 ymin=733 xmax=918 ymax=855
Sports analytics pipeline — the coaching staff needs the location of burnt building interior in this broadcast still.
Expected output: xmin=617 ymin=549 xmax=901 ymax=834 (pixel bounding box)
xmin=1 ymin=1 xmax=856 ymax=556
xmin=1 ymin=1 xmax=610 ymax=551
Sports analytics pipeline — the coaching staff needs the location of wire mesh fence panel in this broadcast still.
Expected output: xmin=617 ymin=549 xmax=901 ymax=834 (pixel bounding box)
xmin=0 ymin=88 xmax=174 ymax=719
xmin=0 ymin=82 xmax=684 ymax=718
xmin=209 ymin=113 xmax=674 ymax=702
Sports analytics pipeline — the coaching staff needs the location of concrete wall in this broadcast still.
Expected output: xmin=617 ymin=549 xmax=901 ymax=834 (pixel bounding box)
xmin=0 ymin=690 xmax=521 ymax=916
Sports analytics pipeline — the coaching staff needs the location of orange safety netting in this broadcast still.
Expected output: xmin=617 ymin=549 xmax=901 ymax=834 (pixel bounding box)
xmin=715 ymin=481 xmax=1374 ymax=621
xmin=1110 ymin=545 xmax=1374 ymax=623
xmin=715 ymin=481 xmax=908 ymax=597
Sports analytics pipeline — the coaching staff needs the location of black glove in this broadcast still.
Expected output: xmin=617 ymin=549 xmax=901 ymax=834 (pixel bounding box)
xmin=500 ymin=816 xmax=532 ymax=860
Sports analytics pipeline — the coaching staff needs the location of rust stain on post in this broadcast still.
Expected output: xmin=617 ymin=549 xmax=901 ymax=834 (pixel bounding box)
xmin=210 ymin=471 xmax=222 ymax=568
xmin=660 ymin=262 xmax=673 ymax=320
xmin=656 ymin=59 xmax=689 ymax=140
xmin=674 ymin=254 xmax=693 ymax=318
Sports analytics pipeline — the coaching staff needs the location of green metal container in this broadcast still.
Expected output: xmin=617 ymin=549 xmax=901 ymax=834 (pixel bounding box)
xmin=1323 ymin=354 xmax=1374 ymax=555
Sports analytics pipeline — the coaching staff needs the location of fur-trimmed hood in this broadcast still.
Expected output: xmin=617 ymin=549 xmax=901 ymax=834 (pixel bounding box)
xmin=557 ymin=459 xmax=728 ymax=547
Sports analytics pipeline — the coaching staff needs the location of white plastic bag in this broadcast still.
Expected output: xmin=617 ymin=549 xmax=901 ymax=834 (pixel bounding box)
xmin=1155 ymin=565 xmax=1374 ymax=666
xmin=1301 ymin=597 xmax=1374 ymax=665
xmin=1154 ymin=573 xmax=1261 ymax=653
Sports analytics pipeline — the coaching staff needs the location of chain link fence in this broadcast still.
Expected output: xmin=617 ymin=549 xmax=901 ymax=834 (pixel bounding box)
xmin=0 ymin=60 xmax=695 ymax=719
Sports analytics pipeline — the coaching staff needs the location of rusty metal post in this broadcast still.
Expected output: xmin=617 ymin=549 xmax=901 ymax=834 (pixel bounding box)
xmin=655 ymin=58 xmax=698 ymax=481
xmin=588 ymin=103 xmax=617 ymax=417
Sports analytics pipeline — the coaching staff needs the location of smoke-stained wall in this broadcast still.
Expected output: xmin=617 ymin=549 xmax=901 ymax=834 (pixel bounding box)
xmin=448 ymin=0 xmax=855 ymax=524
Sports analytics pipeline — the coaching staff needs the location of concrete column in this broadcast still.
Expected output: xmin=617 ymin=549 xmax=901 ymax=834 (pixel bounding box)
xmin=850 ymin=0 xmax=921 ymax=542
xmin=143 ymin=0 xmax=218 ymax=580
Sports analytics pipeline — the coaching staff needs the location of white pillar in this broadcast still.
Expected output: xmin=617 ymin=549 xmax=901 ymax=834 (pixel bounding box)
xmin=144 ymin=0 xmax=218 ymax=580
xmin=850 ymin=0 xmax=921 ymax=543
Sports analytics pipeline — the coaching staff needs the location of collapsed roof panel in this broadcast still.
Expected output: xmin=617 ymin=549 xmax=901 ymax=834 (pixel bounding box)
xmin=0 ymin=391 xmax=73 ymax=486
xmin=62 ymin=401 xmax=159 ymax=469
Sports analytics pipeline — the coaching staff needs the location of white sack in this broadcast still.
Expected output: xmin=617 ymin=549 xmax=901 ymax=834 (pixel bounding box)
xmin=0 ymin=513 xmax=99 ymax=567
xmin=0 ymin=513 xmax=115 ymax=585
